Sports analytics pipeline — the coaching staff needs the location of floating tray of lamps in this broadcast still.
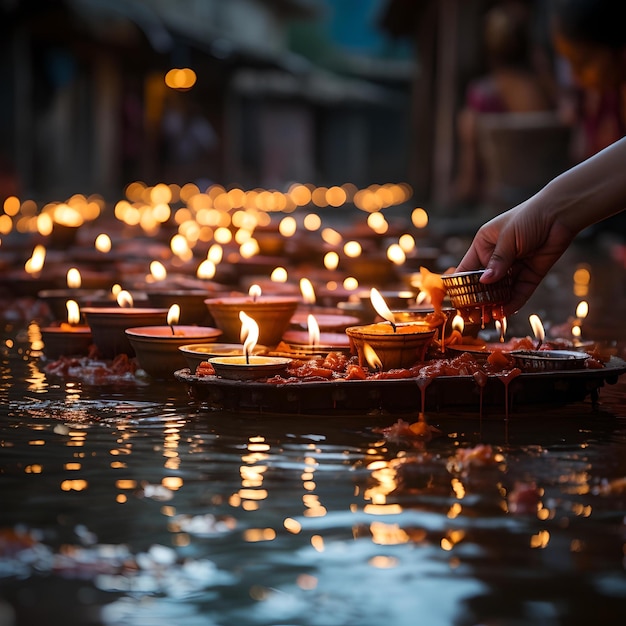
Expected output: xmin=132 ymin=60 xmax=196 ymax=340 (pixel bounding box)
xmin=174 ymin=355 xmax=626 ymax=415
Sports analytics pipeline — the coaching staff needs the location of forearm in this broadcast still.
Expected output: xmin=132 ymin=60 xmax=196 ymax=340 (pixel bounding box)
xmin=538 ymin=137 xmax=626 ymax=235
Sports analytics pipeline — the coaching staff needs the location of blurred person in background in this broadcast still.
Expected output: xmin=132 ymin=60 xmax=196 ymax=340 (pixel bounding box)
xmin=551 ymin=0 xmax=626 ymax=161
xmin=453 ymin=0 xmax=555 ymax=205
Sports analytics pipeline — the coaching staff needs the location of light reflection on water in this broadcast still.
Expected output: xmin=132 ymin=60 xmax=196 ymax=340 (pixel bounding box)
xmin=1 ymin=329 xmax=626 ymax=625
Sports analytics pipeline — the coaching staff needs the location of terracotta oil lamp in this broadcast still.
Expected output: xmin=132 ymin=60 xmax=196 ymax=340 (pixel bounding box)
xmin=125 ymin=305 xmax=222 ymax=380
xmin=40 ymin=299 xmax=93 ymax=359
xmin=345 ymin=288 xmax=436 ymax=370
xmin=208 ymin=311 xmax=291 ymax=380
xmin=82 ymin=290 xmax=168 ymax=359
xmin=204 ymin=284 xmax=298 ymax=347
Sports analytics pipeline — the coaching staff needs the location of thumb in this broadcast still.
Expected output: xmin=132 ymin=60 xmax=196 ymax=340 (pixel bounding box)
xmin=480 ymin=247 xmax=515 ymax=284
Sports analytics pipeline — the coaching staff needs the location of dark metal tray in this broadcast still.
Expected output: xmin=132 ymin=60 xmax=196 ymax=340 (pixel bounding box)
xmin=174 ymin=356 xmax=626 ymax=416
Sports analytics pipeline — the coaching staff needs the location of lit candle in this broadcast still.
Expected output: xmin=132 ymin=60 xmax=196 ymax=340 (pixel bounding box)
xmin=447 ymin=315 xmax=464 ymax=346
xmin=240 ymin=311 xmax=259 ymax=364
xmin=40 ymin=299 xmax=93 ymax=359
xmin=363 ymin=342 xmax=382 ymax=372
xmin=249 ymin=284 xmax=262 ymax=303
xmin=167 ymin=304 xmax=180 ymax=335
xmin=529 ymin=314 xmax=545 ymax=350
xmin=495 ymin=317 xmax=507 ymax=343
xmin=370 ymin=287 xmax=396 ymax=331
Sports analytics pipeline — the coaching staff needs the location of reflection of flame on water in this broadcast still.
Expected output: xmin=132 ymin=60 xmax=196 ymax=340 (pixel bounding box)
xmin=117 ymin=290 xmax=134 ymax=308
xmin=363 ymin=342 xmax=382 ymax=371
xmin=239 ymin=311 xmax=259 ymax=361
xmin=529 ymin=314 xmax=545 ymax=349
xmin=370 ymin=288 xmax=396 ymax=330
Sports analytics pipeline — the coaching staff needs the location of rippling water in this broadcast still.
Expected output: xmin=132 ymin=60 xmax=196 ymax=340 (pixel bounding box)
xmin=2 ymin=322 xmax=626 ymax=626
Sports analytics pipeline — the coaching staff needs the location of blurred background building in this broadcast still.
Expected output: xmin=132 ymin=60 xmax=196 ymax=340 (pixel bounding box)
xmin=1 ymin=0 xmax=574 ymax=215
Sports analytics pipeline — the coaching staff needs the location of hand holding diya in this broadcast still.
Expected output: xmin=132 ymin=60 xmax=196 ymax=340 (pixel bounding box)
xmin=209 ymin=311 xmax=291 ymax=380
xmin=345 ymin=288 xmax=436 ymax=370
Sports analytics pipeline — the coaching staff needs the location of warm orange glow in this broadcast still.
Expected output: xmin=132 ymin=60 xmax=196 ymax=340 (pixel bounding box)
xmin=66 ymin=268 xmax=81 ymax=289
xmin=240 ymin=238 xmax=260 ymax=258
xmin=452 ymin=315 xmax=464 ymax=333
xmin=386 ymin=243 xmax=405 ymax=265
xmin=299 ymin=278 xmax=316 ymax=305
xmin=165 ymin=67 xmax=197 ymax=90
xmin=94 ymin=233 xmax=112 ymax=253
xmin=363 ymin=342 xmax=382 ymax=370
xmin=411 ymin=207 xmax=429 ymax=228
xmin=303 ymin=213 xmax=321 ymax=231
xmin=343 ymin=240 xmax=362 ymax=258
xmin=240 ymin=311 xmax=259 ymax=356
xmin=321 ymin=227 xmax=342 ymax=246
xmin=167 ymin=304 xmax=180 ymax=326
xmin=343 ymin=277 xmax=359 ymax=290
xmin=367 ymin=211 xmax=388 ymax=234
xmin=370 ymin=288 xmax=396 ymax=326
xmin=150 ymin=260 xmax=167 ymax=281
xmin=117 ymin=290 xmax=134 ymax=308
xmin=25 ymin=244 xmax=46 ymax=275
xmin=3 ymin=196 xmax=20 ymax=216
xmin=575 ymin=301 xmax=588 ymax=319
xmin=248 ymin=284 xmax=262 ymax=299
xmin=307 ymin=314 xmax=320 ymax=346
xmin=197 ymin=259 xmax=216 ymax=279
xmin=529 ymin=314 xmax=545 ymax=343
xmin=324 ymin=251 xmax=339 ymax=271
xmin=270 ymin=267 xmax=288 ymax=282
xmin=66 ymin=299 xmax=81 ymax=325
xmin=326 ymin=186 xmax=347 ymax=207
xmin=278 ymin=216 xmax=297 ymax=238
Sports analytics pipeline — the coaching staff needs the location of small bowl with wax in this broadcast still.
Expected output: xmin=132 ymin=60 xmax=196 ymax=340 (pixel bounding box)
xmin=82 ymin=306 xmax=169 ymax=359
xmin=178 ymin=342 xmax=269 ymax=372
xmin=208 ymin=355 xmax=292 ymax=381
xmin=441 ymin=270 xmax=511 ymax=309
xmin=40 ymin=323 xmax=93 ymax=359
xmin=204 ymin=295 xmax=299 ymax=347
xmin=510 ymin=349 xmax=589 ymax=372
xmin=345 ymin=322 xmax=436 ymax=370
xmin=125 ymin=326 xmax=223 ymax=379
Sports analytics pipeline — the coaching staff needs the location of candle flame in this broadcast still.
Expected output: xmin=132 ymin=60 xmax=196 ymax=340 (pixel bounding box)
xmin=117 ymin=290 xmax=134 ymax=308
xmin=300 ymin=278 xmax=316 ymax=305
xmin=495 ymin=317 xmax=508 ymax=342
xmin=307 ymin=314 xmax=320 ymax=347
xmin=239 ymin=311 xmax=259 ymax=360
xmin=386 ymin=243 xmax=406 ymax=265
xmin=324 ymin=251 xmax=339 ymax=271
xmin=271 ymin=267 xmax=288 ymax=283
xmin=94 ymin=233 xmax=112 ymax=253
xmin=66 ymin=267 xmax=82 ymax=289
xmin=415 ymin=290 xmax=429 ymax=306
xmin=451 ymin=315 xmax=464 ymax=333
xmin=370 ymin=288 xmax=396 ymax=328
xmin=25 ymin=244 xmax=46 ymax=276
xmin=248 ymin=284 xmax=262 ymax=300
xmin=575 ymin=301 xmax=588 ymax=319
xmin=150 ymin=260 xmax=167 ymax=282
xmin=167 ymin=304 xmax=180 ymax=326
xmin=66 ymin=299 xmax=81 ymax=326
xmin=572 ymin=325 xmax=581 ymax=338
xmin=529 ymin=314 xmax=545 ymax=347
xmin=197 ymin=259 xmax=216 ymax=279
xmin=363 ymin=342 xmax=382 ymax=371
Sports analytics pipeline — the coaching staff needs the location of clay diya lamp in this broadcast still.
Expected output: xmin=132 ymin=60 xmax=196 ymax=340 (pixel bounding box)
xmin=281 ymin=313 xmax=351 ymax=356
xmin=125 ymin=306 xmax=222 ymax=380
xmin=509 ymin=349 xmax=589 ymax=372
xmin=40 ymin=299 xmax=93 ymax=359
xmin=178 ymin=342 xmax=269 ymax=372
xmin=345 ymin=288 xmax=436 ymax=369
xmin=82 ymin=290 xmax=168 ymax=359
xmin=204 ymin=285 xmax=299 ymax=347
xmin=208 ymin=311 xmax=291 ymax=380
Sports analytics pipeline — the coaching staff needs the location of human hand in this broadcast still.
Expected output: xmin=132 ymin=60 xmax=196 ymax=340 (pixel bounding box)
xmin=455 ymin=201 xmax=576 ymax=316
